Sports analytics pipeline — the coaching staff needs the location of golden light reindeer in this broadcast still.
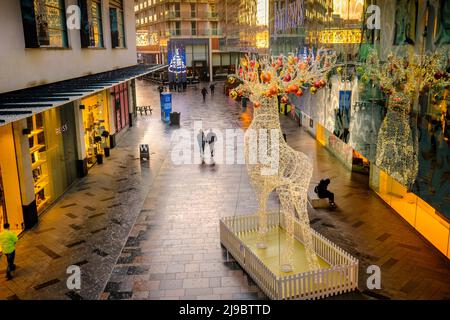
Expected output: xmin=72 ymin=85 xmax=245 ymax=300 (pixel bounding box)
xmin=230 ymin=51 xmax=336 ymax=273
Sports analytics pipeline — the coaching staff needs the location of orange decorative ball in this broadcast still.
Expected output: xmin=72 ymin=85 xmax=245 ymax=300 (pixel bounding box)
xmin=287 ymin=83 xmax=299 ymax=93
xmin=260 ymin=71 xmax=271 ymax=83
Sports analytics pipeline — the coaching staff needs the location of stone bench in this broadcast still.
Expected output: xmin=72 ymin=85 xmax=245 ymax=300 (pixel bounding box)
xmin=307 ymin=189 xmax=329 ymax=209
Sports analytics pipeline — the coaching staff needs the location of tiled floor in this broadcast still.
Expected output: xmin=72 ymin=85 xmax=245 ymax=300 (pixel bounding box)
xmin=1 ymin=81 xmax=449 ymax=300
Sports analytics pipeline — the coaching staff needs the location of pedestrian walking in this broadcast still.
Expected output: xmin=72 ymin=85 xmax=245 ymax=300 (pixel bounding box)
xmin=201 ymin=87 xmax=208 ymax=103
xmin=0 ymin=223 xmax=18 ymax=280
xmin=206 ymin=129 xmax=217 ymax=159
xmin=209 ymin=83 xmax=215 ymax=95
xmin=197 ymin=129 xmax=206 ymax=164
xmin=158 ymin=84 xmax=164 ymax=95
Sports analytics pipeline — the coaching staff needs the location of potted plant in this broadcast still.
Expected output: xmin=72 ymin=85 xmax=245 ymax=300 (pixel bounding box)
xmin=94 ymin=136 xmax=103 ymax=164
xmin=101 ymin=131 xmax=110 ymax=157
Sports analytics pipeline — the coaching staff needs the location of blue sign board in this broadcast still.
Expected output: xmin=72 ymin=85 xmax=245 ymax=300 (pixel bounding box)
xmin=339 ymin=90 xmax=352 ymax=113
xmin=160 ymin=92 xmax=172 ymax=122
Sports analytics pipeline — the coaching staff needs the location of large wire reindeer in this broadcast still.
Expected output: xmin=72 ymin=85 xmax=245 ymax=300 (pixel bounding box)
xmin=230 ymin=51 xmax=336 ymax=273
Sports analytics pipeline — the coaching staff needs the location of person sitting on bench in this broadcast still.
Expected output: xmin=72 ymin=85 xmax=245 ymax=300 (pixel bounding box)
xmin=314 ymin=178 xmax=336 ymax=208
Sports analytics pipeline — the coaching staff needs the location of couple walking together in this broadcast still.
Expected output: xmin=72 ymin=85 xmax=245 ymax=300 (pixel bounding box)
xmin=197 ymin=129 xmax=217 ymax=163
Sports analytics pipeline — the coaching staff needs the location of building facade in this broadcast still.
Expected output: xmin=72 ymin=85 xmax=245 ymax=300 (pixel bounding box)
xmin=135 ymin=0 xmax=225 ymax=81
xmin=269 ymin=0 xmax=335 ymax=56
xmin=0 ymin=0 xmax=161 ymax=240
xmin=285 ymin=0 xmax=450 ymax=258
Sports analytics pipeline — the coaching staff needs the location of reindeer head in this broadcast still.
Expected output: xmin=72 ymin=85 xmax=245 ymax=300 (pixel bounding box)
xmin=229 ymin=50 xmax=337 ymax=115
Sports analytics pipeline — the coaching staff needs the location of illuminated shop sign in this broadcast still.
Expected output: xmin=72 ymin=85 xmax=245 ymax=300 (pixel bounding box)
xmin=274 ymin=0 xmax=304 ymax=34
xmin=318 ymin=29 xmax=362 ymax=44
xmin=256 ymin=31 xmax=269 ymax=48
xmin=136 ymin=31 xmax=159 ymax=46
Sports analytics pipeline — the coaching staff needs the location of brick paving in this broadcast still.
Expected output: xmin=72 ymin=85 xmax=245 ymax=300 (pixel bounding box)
xmin=1 ymin=81 xmax=449 ymax=300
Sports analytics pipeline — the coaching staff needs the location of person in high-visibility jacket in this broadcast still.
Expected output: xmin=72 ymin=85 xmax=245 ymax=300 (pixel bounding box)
xmin=0 ymin=223 xmax=18 ymax=280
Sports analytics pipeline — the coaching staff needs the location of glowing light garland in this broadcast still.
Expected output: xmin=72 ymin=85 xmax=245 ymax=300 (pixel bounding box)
xmin=230 ymin=51 xmax=336 ymax=273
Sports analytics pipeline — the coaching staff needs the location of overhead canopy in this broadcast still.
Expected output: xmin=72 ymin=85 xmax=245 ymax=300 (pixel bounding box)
xmin=0 ymin=64 xmax=167 ymax=126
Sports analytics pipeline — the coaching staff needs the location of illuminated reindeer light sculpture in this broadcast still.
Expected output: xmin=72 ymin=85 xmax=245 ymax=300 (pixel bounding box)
xmin=362 ymin=50 xmax=449 ymax=187
xmin=230 ymin=52 xmax=336 ymax=273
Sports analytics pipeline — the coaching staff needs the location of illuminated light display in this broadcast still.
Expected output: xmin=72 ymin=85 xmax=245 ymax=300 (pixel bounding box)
xmin=318 ymin=29 xmax=363 ymax=44
xmin=273 ymin=0 xmax=305 ymax=34
xmin=232 ymin=51 xmax=336 ymax=273
xmin=256 ymin=31 xmax=269 ymax=48
xmin=136 ymin=31 xmax=159 ymax=47
xmin=332 ymin=0 xmax=364 ymax=20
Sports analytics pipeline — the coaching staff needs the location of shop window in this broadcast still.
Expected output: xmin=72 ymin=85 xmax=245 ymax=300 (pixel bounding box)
xmin=190 ymin=3 xmax=196 ymax=18
xmin=27 ymin=114 xmax=51 ymax=214
xmin=20 ymin=0 xmax=68 ymax=48
xmin=79 ymin=0 xmax=104 ymax=48
xmin=110 ymin=0 xmax=126 ymax=48
xmin=81 ymin=92 xmax=110 ymax=168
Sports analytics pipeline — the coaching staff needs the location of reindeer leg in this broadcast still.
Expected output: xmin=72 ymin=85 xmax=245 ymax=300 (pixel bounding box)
xmin=295 ymin=190 xmax=321 ymax=276
xmin=256 ymin=187 xmax=270 ymax=249
xmin=279 ymin=189 xmax=295 ymax=272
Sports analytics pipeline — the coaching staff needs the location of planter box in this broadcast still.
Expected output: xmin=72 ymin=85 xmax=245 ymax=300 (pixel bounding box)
xmin=220 ymin=213 xmax=359 ymax=300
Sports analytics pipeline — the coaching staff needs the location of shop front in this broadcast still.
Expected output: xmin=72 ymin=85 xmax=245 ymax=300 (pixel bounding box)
xmin=80 ymin=91 xmax=110 ymax=168
xmin=25 ymin=103 xmax=78 ymax=215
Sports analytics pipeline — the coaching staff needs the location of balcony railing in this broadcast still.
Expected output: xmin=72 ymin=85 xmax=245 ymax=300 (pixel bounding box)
xmin=166 ymin=29 xmax=222 ymax=37
xmin=167 ymin=11 xmax=181 ymax=19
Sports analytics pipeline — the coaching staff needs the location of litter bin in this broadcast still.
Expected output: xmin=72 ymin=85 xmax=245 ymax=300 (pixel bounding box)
xmin=170 ymin=112 xmax=180 ymax=126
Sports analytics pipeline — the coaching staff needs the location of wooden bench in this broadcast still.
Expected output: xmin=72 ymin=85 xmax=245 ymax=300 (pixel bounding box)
xmin=307 ymin=189 xmax=329 ymax=209
xmin=137 ymin=106 xmax=153 ymax=115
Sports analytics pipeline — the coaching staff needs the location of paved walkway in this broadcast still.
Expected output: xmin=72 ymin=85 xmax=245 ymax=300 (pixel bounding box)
xmin=1 ymin=81 xmax=449 ymax=300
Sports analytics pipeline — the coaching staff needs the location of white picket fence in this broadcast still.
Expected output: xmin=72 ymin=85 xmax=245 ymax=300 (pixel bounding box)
xmin=220 ymin=213 xmax=359 ymax=300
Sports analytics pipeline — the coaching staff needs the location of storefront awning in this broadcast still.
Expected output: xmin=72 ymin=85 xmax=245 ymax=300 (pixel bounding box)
xmin=0 ymin=64 xmax=167 ymax=126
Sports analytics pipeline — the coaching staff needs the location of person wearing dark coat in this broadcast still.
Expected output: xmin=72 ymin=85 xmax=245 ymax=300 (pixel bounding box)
xmin=201 ymin=87 xmax=208 ymax=102
xmin=315 ymin=178 xmax=336 ymax=207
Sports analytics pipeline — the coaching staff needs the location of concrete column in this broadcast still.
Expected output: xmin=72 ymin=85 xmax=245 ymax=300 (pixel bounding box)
xmin=12 ymin=120 xmax=38 ymax=229
xmin=209 ymin=37 xmax=213 ymax=83
xmin=107 ymin=88 xmax=117 ymax=136
xmin=73 ymin=100 xmax=88 ymax=177
xmin=12 ymin=120 xmax=35 ymax=206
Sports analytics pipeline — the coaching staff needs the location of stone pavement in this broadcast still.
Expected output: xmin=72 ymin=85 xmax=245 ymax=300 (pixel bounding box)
xmin=101 ymin=82 xmax=450 ymax=300
xmin=0 ymin=80 xmax=171 ymax=300
xmin=1 ymin=81 xmax=449 ymax=300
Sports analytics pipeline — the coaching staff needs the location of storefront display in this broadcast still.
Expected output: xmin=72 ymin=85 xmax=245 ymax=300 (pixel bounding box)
xmin=27 ymin=114 xmax=51 ymax=214
xmin=24 ymin=104 xmax=78 ymax=216
xmin=81 ymin=92 xmax=110 ymax=168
